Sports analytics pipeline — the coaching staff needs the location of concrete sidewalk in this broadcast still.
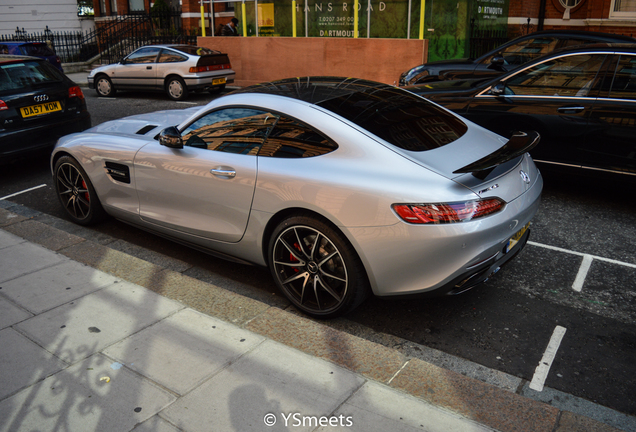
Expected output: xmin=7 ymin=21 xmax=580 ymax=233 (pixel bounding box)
xmin=0 ymin=205 xmax=629 ymax=432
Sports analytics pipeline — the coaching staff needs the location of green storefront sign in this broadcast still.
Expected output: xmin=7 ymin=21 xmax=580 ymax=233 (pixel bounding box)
xmin=234 ymin=0 xmax=508 ymax=61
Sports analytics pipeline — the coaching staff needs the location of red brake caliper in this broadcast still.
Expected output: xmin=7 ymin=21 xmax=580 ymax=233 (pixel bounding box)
xmin=81 ymin=180 xmax=89 ymax=202
xmin=290 ymin=243 xmax=301 ymax=272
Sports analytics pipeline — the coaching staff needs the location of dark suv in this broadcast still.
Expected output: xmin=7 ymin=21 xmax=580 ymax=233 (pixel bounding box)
xmin=399 ymin=30 xmax=636 ymax=86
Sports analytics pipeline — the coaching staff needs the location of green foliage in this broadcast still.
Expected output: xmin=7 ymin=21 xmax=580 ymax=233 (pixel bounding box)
xmin=77 ymin=0 xmax=94 ymax=16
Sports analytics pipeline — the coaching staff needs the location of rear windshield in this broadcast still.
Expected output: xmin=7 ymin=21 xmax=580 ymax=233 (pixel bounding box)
xmin=316 ymin=86 xmax=468 ymax=151
xmin=0 ymin=60 xmax=64 ymax=95
xmin=174 ymin=45 xmax=220 ymax=56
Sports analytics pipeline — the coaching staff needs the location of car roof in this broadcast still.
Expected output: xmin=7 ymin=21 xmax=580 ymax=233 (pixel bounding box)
xmin=509 ymin=29 xmax=636 ymax=42
xmin=232 ymin=77 xmax=396 ymax=104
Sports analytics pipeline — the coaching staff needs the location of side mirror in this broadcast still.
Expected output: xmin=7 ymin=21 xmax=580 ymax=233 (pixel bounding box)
xmin=489 ymin=54 xmax=505 ymax=70
xmin=490 ymin=82 xmax=506 ymax=96
xmin=159 ymin=126 xmax=183 ymax=149
xmin=119 ymin=57 xmax=127 ymax=64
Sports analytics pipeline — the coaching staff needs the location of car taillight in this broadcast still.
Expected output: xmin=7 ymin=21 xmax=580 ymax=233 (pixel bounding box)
xmin=68 ymin=86 xmax=85 ymax=100
xmin=0 ymin=100 xmax=7 ymax=111
xmin=392 ymin=198 xmax=505 ymax=224
xmin=189 ymin=64 xmax=231 ymax=73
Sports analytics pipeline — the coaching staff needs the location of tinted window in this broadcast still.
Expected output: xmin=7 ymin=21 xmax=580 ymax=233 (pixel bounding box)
xmin=503 ymin=54 xmax=606 ymax=97
xmin=181 ymin=108 xmax=277 ymax=154
xmin=261 ymin=116 xmax=337 ymax=158
xmin=317 ymin=86 xmax=467 ymax=151
xmin=480 ymin=37 xmax=558 ymax=67
xmin=21 ymin=44 xmax=56 ymax=57
xmin=159 ymin=49 xmax=187 ymax=63
xmin=126 ymin=47 xmax=160 ymax=64
xmin=607 ymin=54 xmax=636 ymax=100
xmin=0 ymin=60 xmax=63 ymax=95
xmin=175 ymin=46 xmax=218 ymax=56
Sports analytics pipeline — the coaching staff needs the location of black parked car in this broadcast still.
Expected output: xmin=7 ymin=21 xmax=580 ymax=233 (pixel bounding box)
xmin=0 ymin=55 xmax=91 ymax=163
xmin=407 ymin=44 xmax=636 ymax=177
xmin=399 ymin=30 xmax=636 ymax=86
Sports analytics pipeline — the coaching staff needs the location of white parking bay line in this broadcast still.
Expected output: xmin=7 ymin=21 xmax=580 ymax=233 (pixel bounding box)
xmin=529 ymin=241 xmax=636 ymax=269
xmin=529 ymin=325 xmax=567 ymax=392
xmin=0 ymin=184 xmax=47 ymax=200
xmin=572 ymin=255 xmax=594 ymax=292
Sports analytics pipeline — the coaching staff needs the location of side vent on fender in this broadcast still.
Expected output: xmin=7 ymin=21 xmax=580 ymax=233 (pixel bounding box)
xmin=105 ymin=161 xmax=131 ymax=184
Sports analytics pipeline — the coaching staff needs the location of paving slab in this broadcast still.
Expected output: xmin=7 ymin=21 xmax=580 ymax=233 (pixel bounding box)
xmin=130 ymin=416 xmax=182 ymax=432
xmin=0 ymin=328 xmax=67 ymax=401
xmin=0 ymin=229 xmax=24 ymax=249
xmin=0 ymin=208 xmax=29 ymax=228
xmin=15 ymin=282 xmax=184 ymax=364
xmin=161 ymin=339 xmax=365 ymax=432
xmin=0 ymin=241 xmax=66 ymax=283
xmin=0 ymin=260 xmax=119 ymax=314
xmin=318 ymin=381 xmax=493 ymax=432
xmin=0 ymin=353 xmax=176 ymax=432
xmin=0 ymin=297 xmax=32 ymax=329
xmin=104 ymin=308 xmax=265 ymax=395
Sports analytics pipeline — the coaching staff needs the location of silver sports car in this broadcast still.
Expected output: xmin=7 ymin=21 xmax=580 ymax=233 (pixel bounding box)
xmin=52 ymin=77 xmax=543 ymax=318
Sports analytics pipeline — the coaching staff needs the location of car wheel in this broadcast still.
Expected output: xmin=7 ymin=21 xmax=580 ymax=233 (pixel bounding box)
xmin=209 ymin=84 xmax=226 ymax=94
xmin=95 ymin=75 xmax=115 ymax=97
xmin=166 ymin=76 xmax=188 ymax=101
xmin=268 ymin=214 xmax=370 ymax=318
xmin=54 ymin=156 xmax=107 ymax=226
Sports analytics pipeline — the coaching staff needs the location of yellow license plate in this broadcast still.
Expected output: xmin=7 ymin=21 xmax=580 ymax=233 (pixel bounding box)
xmin=20 ymin=101 xmax=62 ymax=118
xmin=506 ymin=222 xmax=530 ymax=253
xmin=212 ymin=77 xmax=226 ymax=86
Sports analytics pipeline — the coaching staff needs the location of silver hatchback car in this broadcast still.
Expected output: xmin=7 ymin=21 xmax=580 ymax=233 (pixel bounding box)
xmin=87 ymin=44 xmax=235 ymax=100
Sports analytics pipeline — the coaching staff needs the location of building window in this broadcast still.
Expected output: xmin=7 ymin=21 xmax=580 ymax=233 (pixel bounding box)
xmin=129 ymin=0 xmax=145 ymax=12
xmin=110 ymin=0 xmax=118 ymax=14
xmin=610 ymin=0 xmax=636 ymax=17
xmin=100 ymin=0 xmax=106 ymax=14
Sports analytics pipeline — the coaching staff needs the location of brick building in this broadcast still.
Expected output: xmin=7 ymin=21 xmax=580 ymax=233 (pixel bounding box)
xmin=508 ymin=0 xmax=636 ymax=38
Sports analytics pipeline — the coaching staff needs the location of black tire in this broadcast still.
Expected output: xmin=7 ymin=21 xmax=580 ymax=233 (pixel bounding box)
xmin=54 ymin=156 xmax=107 ymax=226
xmin=209 ymin=84 xmax=226 ymax=95
xmin=268 ymin=214 xmax=370 ymax=318
xmin=95 ymin=75 xmax=116 ymax=97
xmin=166 ymin=76 xmax=188 ymax=101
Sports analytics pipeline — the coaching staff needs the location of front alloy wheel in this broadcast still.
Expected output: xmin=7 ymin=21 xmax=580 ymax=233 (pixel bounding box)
xmin=54 ymin=156 xmax=106 ymax=225
xmin=269 ymin=215 xmax=369 ymax=318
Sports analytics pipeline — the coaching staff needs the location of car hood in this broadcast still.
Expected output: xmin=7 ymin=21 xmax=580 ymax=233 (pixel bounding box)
xmin=86 ymin=107 xmax=202 ymax=137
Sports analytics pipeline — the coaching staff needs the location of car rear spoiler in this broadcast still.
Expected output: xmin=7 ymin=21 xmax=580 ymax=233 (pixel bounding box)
xmin=453 ymin=131 xmax=540 ymax=175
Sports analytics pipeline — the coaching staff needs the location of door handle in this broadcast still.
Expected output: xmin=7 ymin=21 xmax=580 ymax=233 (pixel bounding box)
xmin=557 ymin=106 xmax=585 ymax=114
xmin=146 ymin=66 xmax=152 ymax=70
xmin=210 ymin=167 xmax=236 ymax=178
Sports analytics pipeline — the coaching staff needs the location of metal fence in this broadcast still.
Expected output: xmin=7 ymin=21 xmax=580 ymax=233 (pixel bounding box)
xmin=468 ymin=21 xmax=509 ymax=59
xmin=0 ymin=8 xmax=196 ymax=65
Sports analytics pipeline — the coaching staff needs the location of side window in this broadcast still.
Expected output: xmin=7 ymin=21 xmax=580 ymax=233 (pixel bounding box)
xmin=480 ymin=37 xmax=558 ymax=67
xmin=181 ymin=108 xmax=278 ymax=154
xmin=607 ymin=55 xmax=636 ymax=100
xmin=158 ymin=49 xmax=187 ymax=63
xmin=503 ymin=54 xmax=606 ymax=97
xmin=260 ymin=116 xmax=338 ymax=158
xmin=126 ymin=47 xmax=160 ymax=64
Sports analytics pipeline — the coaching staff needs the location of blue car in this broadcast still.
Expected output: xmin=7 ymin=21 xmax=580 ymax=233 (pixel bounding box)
xmin=0 ymin=42 xmax=63 ymax=71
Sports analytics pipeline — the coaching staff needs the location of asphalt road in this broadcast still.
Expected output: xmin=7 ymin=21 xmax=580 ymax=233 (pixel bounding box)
xmin=2 ymin=90 xmax=635 ymax=418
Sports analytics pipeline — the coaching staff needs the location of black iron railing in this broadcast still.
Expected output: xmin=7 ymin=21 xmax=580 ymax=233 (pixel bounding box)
xmin=0 ymin=8 xmax=196 ymax=65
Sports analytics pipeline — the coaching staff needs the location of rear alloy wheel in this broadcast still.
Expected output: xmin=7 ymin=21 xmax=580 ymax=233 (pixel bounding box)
xmin=269 ymin=215 xmax=369 ymax=318
xmin=95 ymin=75 xmax=115 ymax=97
xmin=54 ymin=156 xmax=106 ymax=225
xmin=166 ymin=76 xmax=188 ymax=101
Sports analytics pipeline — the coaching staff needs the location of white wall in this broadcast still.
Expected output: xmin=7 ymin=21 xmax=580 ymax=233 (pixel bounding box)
xmin=0 ymin=0 xmax=95 ymax=34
